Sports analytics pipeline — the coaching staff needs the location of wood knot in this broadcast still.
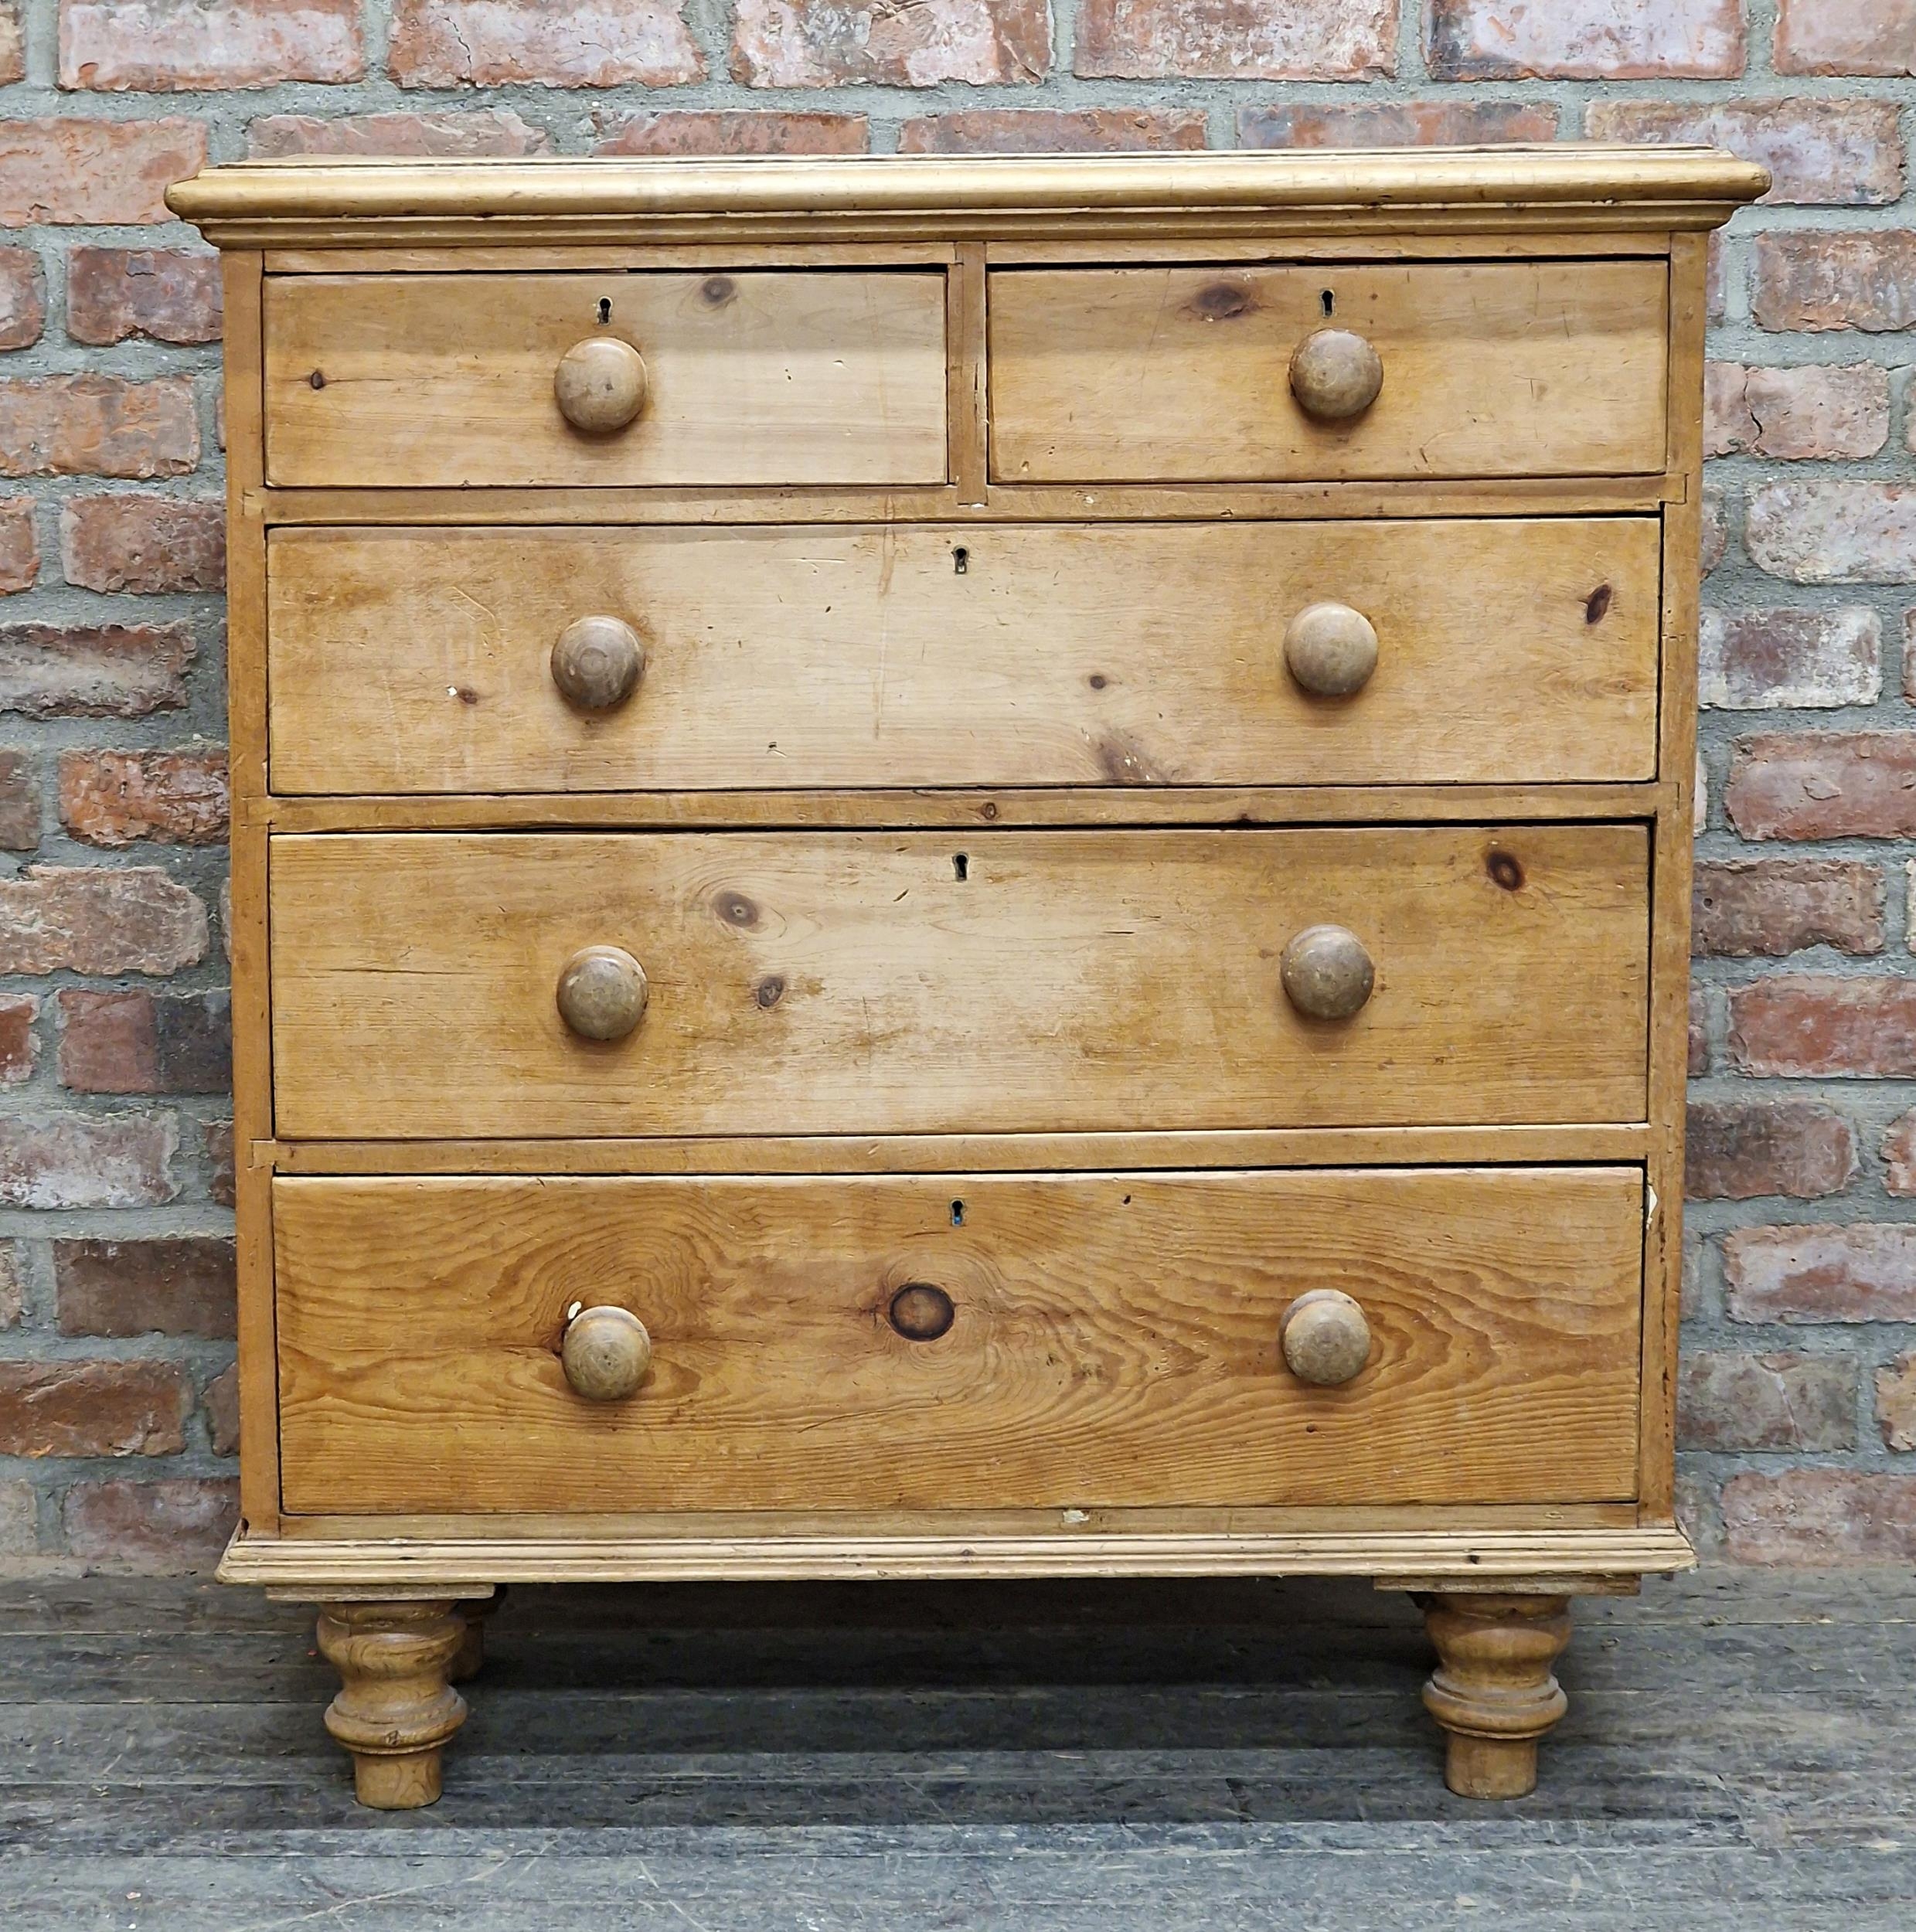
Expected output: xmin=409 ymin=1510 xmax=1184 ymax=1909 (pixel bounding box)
xmin=1189 ymin=282 xmax=1256 ymax=321
xmin=700 ymin=275 xmax=737 ymax=307
xmin=716 ymin=890 xmax=760 ymax=929
xmin=1486 ymin=850 xmax=1525 ymax=892
xmin=754 ymin=974 xmax=784 ymax=1009
xmin=888 ymin=1282 xmax=955 ymax=1342
xmin=1584 ymin=583 xmax=1613 ymax=625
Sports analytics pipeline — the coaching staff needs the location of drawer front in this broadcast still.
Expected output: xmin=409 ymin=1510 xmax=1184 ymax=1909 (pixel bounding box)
xmin=991 ymin=262 xmax=1667 ymax=483
xmin=269 ymin=826 xmax=1649 ymax=1139
xmin=274 ymin=1168 xmax=1645 ymax=1515
xmin=267 ymin=519 xmax=1661 ymax=794
xmin=263 ymin=271 xmax=948 ymax=488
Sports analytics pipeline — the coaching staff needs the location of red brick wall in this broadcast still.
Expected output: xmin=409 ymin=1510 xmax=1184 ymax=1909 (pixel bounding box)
xmin=2 ymin=0 xmax=1913 ymax=1570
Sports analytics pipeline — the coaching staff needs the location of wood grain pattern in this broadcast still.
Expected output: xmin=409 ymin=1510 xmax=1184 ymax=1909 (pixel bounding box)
xmin=263 ymin=271 xmax=948 ymax=488
xmin=990 ymin=262 xmax=1667 ymax=483
xmin=274 ymin=1168 xmax=1645 ymax=1515
xmin=264 ymin=519 xmax=1661 ymax=795
xmin=267 ymin=825 xmax=1650 ymax=1141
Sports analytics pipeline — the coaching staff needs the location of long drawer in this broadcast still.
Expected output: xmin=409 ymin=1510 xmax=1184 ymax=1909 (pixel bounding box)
xmin=268 ymin=826 xmax=1650 ymax=1140
xmin=263 ymin=270 xmax=949 ymax=488
xmin=990 ymin=261 xmax=1668 ymax=482
xmin=274 ymin=1168 xmax=1647 ymax=1515
xmin=265 ymin=519 xmax=1662 ymax=794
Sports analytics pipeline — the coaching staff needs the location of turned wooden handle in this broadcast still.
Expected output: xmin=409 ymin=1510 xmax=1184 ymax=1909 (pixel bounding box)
xmin=552 ymin=615 xmax=645 ymax=712
xmin=554 ymin=336 xmax=648 ymax=434
xmin=1280 ymin=924 xmax=1375 ymax=1021
xmin=1285 ymin=601 xmax=1378 ymax=697
xmin=1288 ymin=328 xmax=1383 ymax=422
xmin=1280 ymin=1288 xmax=1372 ymax=1386
xmin=560 ymin=1304 xmax=652 ymax=1402
xmin=555 ymin=944 xmax=648 ymax=1042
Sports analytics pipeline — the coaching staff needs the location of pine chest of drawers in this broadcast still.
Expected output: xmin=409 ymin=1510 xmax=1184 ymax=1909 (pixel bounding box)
xmin=171 ymin=147 xmax=1766 ymax=1809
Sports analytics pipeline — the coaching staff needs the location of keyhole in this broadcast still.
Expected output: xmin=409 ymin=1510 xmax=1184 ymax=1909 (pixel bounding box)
xmin=953 ymin=546 xmax=969 ymax=574
xmin=1320 ymin=289 xmax=1335 ymax=317
xmin=597 ymin=298 xmax=611 ymax=325
xmin=951 ymin=1199 xmax=965 ymax=1226
xmin=953 ymin=853 xmax=968 ymax=882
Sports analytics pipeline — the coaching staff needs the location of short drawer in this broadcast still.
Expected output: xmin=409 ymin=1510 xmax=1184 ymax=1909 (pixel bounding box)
xmin=262 ymin=270 xmax=948 ymax=488
xmin=268 ymin=825 xmax=1649 ymax=1140
xmin=990 ymin=261 xmax=1668 ymax=482
xmin=274 ymin=1167 xmax=1646 ymax=1515
xmin=266 ymin=518 xmax=1661 ymax=794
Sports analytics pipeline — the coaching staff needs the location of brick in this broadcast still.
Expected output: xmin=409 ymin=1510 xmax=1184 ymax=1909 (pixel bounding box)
xmin=1700 ymin=607 xmax=1880 ymax=710
xmin=1775 ymin=0 xmax=1916 ymax=76
xmin=63 ymin=1478 xmax=238 ymax=1570
xmin=0 ymin=1360 xmax=186 ymax=1458
xmin=0 ymin=621 xmax=191 ymax=718
xmin=1907 ymin=611 xmax=1916 ymax=698
xmin=0 ymin=119 xmax=206 ymax=226
xmin=1076 ymin=0 xmax=1390 ymax=79
xmin=391 ymin=0 xmax=703 ymax=87
xmin=1746 ymin=482 xmax=1916 ymax=583
xmin=0 ymin=992 xmax=32 ymax=1085
xmin=0 ymin=748 xmax=34 ymax=849
xmin=1688 ymin=987 xmax=1707 ymax=1076
xmin=0 ymin=1239 xmax=19 ymax=1327
xmin=204 ymin=1118 xmax=234 ymax=1207
xmin=1705 ymin=363 xmax=1888 ymax=461
xmin=1584 ymin=98 xmax=1903 ymax=206
xmin=60 ymin=497 xmax=223 ymax=595
xmin=1724 ymin=1470 xmax=1916 ymax=1564
xmin=55 ymin=1236 xmax=235 ymax=1338
xmin=56 ymin=989 xmax=231 ymax=1096
xmin=250 ymin=110 xmax=554 ymax=158
xmin=1693 ymin=859 xmax=1884 ymax=958
xmin=0 ymin=496 xmax=35 ymax=593
xmin=1731 ymin=975 xmax=1916 ymax=1078
xmin=58 ymin=748 xmax=229 ymax=847
xmin=60 ymin=0 xmax=363 ymax=89
xmin=1685 ymin=1100 xmax=1856 ymax=1199
xmin=0 ymin=376 xmax=197 ymax=480
xmin=0 ymin=1114 xmax=179 ymax=1209
xmin=1753 ymin=232 xmax=1916 ymax=332
xmin=1427 ymin=0 xmax=1743 ymax=77
xmin=901 ymin=109 xmax=1206 ymax=155
xmin=0 ymin=1481 xmax=31 ymax=1556
xmin=1885 ymin=1111 xmax=1916 ymax=1194
xmin=1240 ymin=100 xmax=1556 ymax=149
xmin=1727 ymin=733 xmax=1916 ymax=841
xmin=1879 ymin=1354 xmax=1916 ymax=1451
xmin=0 ymin=864 xmax=206 ymax=974
xmin=0 ymin=2 xmax=20 ymax=83
xmin=595 ymin=111 xmax=866 ymax=155
xmin=203 ymin=1362 xmax=239 ymax=1455
xmin=1679 ymin=1350 xmax=1856 ymax=1451
xmin=1726 ymin=1222 xmax=1916 ymax=1322
xmin=1700 ymin=488 xmax=1727 ymax=576
xmin=66 ymin=249 xmax=220 ymax=349
xmin=734 ymin=0 xmax=1047 ymax=85
xmin=0 ymin=247 xmax=44 ymax=350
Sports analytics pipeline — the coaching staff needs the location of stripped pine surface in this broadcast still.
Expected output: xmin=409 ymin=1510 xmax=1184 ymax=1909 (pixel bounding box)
xmin=0 ymin=1571 xmax=1911 ymax=1928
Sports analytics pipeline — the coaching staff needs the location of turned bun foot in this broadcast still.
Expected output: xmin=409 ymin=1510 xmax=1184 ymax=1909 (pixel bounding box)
xmin=1421 ymin=1591 xmax=1572 ymax=1799
xmin=451 ymin=1590 xmax=505 ymax=1685
xmin=316 ymin=1600 xmax=468 ymax=1809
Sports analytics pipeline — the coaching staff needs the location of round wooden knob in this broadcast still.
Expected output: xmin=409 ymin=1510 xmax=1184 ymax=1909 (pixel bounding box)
xmin=554 ymin=337 xmax=647 ymax=434
xmin=556 ymin=945 xmax=648 ymax=1042
xmin=1285 ymin=601 xmax=1378 ymax=697
xmin=1280 ymin=1289 xmax=1371 ymax=1386
xmin=552 ymin=616 xmax=645 ymax=712
xmin=1289 ymin=328 xmax=1383 ymax=421
xmin=561 ymin=1304 xmax=652 ymax=1402
xmin=1280 ymin=924 xmax=1375 ymax=1022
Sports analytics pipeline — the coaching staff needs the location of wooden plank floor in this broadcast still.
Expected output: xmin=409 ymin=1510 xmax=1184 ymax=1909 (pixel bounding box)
xmin=1 ymin=1568 xmax=1911 ymax=1929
